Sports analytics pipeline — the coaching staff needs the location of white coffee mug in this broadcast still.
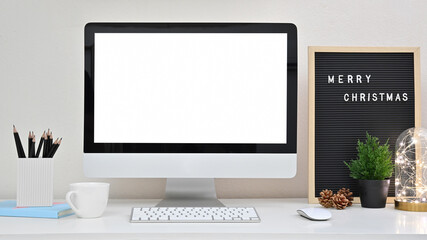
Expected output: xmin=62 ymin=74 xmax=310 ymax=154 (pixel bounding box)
xmin=66 ymin=182 xmax=110 ymax=218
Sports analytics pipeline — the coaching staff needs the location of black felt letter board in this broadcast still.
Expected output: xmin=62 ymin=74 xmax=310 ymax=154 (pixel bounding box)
xmin=313 ymin=51 xmax=417 ymax=198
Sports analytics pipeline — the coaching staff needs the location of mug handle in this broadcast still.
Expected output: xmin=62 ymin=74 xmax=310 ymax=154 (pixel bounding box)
xmin=66 ymin=191 xmax=82 ymax=216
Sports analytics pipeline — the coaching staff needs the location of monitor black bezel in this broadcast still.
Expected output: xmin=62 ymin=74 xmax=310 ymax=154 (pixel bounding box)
xmin=84 ymin=23 xmax=297 ymax=153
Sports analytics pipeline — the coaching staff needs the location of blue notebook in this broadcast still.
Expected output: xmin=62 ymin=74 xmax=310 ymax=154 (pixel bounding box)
xmin=0 ymin=200 xmax=74 ymax=219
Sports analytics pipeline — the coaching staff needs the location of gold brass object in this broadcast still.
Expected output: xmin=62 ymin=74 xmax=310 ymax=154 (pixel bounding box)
xmin=395 ymin=200 xmax=427 ymax=212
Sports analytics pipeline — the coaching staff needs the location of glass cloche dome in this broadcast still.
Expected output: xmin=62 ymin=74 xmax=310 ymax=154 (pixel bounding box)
xmin=395 ymin=127 xmax=427 ymax=211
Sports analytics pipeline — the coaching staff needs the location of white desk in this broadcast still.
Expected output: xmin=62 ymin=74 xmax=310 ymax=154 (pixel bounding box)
xmin=1 ymin=198 xmax=426 ymax=240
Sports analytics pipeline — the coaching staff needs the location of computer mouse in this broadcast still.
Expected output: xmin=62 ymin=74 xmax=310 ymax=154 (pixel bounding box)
xmin=297 ymin=208 xmax=331 ymax=221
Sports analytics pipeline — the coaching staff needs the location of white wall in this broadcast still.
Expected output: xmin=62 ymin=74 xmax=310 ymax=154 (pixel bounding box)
xmin=0 ymin=0 xmax=426 ymax=199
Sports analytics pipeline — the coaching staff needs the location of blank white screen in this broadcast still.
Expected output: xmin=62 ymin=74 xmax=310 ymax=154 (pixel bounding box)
xmin=94 ymin=33 xmax=287 ymax=143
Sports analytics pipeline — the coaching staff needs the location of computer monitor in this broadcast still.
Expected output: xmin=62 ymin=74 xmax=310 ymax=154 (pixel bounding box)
xmin=84 ymin=23 xmax=297 ymax=206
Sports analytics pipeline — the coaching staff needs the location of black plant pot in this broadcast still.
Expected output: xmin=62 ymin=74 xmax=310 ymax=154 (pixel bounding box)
xmin=358 ymin=179 xmax=390 ymax=208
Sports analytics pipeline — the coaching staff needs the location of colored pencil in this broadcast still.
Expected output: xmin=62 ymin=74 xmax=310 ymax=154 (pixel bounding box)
xmin=48 ymin=138 xmax=58 ymax=158
xmin=49 ymin=138 xmax=61 ymax=158
xmin=31 ymin=134 xmax=36 ymax=158
xmin=35 ymin=131 xmax=45 ymax=158
xmin=49 ymin=132 xmax=53 ymax=149
xmin=28 ymin=131 xmax=33 ymax=158
xmin=13 ymin=125 xmax=26 ymax=158
xmin=42 ymin=133 xmax=49 ymax=158
xmin=46 ymin=129 xmax=50 ymax=154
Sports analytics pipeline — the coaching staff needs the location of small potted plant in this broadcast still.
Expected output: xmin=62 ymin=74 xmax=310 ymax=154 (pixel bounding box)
xmin=344 ymin=132 xmax=394 ymax=208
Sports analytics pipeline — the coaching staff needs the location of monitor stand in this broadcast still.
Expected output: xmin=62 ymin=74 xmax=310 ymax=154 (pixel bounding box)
xmin=155 ymin=178 xmax=225 ymax=207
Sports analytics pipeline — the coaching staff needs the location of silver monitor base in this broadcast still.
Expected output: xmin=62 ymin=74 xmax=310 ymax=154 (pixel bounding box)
xmin=156 ymin=178 xmax=225 ymax=207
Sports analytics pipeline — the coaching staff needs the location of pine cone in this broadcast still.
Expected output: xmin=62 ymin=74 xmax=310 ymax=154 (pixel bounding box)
xmin=318 ymin=189 xmax=334 ymax=208
xmin=337 ymin=188 xmax=354 ymax=206
xmin=332 ymin=193 xmax=350 ymax=210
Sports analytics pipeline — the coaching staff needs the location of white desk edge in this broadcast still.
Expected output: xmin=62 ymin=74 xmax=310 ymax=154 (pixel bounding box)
xmin=1 ymin=198 xmax=426 ymax=240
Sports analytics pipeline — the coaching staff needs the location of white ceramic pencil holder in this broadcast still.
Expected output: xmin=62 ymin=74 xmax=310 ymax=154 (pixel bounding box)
xmin=17 ymin=158 xmax=54 ymax=207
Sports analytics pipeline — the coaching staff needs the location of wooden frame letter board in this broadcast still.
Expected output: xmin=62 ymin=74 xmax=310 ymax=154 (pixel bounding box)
xmin=308 ymin=47 xmax=420 ymax=203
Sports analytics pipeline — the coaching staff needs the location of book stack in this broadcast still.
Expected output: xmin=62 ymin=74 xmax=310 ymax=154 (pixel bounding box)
xmin=0 ymin=200 xmax=74 ymax=219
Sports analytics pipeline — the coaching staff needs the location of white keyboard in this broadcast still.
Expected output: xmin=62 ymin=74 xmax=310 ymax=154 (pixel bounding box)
xmin=130 ymin=207 xmax=261 ymax=223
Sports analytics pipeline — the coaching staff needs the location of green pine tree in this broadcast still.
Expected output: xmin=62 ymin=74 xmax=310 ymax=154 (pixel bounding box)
xmin=344 ymin=132 xmax=394 ymax=180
